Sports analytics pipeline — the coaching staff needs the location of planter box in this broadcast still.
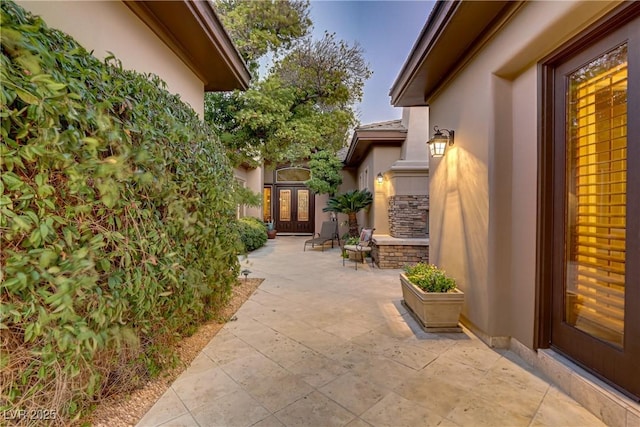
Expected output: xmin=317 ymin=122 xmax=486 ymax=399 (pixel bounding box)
xmin=400 ymin=273 xmax=463 ymax=333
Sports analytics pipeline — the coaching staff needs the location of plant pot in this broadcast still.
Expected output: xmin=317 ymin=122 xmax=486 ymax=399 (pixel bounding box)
xmin=400 ymin=273 xmax=464 ymax=332
xmin=267 ymin=230 xmax=277 ymax=239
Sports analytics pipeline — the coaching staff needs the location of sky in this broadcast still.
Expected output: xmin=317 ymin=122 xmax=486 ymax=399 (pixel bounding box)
xmin=309 ymin=1 xmax=435 ymax=125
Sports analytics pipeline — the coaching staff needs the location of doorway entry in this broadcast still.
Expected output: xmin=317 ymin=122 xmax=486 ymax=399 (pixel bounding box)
xmin=539 ymin=8 xmax=640 ymax=401
xmin=266 ymin=166 xmax=315 ymax=235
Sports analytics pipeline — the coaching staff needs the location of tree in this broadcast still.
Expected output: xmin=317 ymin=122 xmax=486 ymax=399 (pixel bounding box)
xmin=305 ymin=150 xmax=343 ymax=196
xmin=214 ymin=0 xmax=312 ymax=72
xmin=323 ymin=189 xmax=373 ymax=237
xmin=207 ymin=3 xmax=372 ymax=166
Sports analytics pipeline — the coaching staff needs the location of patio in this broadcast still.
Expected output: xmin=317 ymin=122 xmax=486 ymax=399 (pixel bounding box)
xmin=137 ymin=237 xmax=604 ymax=427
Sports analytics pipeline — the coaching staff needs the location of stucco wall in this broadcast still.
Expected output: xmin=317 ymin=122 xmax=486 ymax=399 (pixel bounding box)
xmin=18 ymin=0 xmax=205 ymax=116
xmin=428 ymin=0 xmax=618 ymax=347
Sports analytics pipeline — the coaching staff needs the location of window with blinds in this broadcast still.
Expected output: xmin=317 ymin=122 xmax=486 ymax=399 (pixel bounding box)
xmin=565 ymin=44 xmax=627 ymax=347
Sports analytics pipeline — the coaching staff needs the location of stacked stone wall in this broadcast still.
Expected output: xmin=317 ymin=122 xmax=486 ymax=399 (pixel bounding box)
xmin=388 ymin=195 xmax=429 ymax=238
xmin=372 ymin=244 xmax=429 ymax=269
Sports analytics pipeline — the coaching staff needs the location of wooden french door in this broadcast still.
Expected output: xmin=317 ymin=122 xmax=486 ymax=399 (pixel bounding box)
xmin=275 ymin=186 xmax=314 ymax=234
xmin=543 ymin=8 xmax=640 ymax=401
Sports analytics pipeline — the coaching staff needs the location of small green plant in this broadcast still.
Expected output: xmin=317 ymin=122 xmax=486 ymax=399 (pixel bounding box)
xmin=266 ymin=220 xmax=275 ymax=231
xmin=237 ymin=217 xmax=268 ymax=251
xmin=404 ymin=263 xmax=456 ymax=293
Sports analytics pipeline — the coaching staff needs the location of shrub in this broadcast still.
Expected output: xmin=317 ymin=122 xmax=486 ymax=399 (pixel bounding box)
xmin=404 ymin=263 xmax=457 ymax=293
xmin=0 ymin=1 xmax=241 ymax=422
xmin=237 ymin=217 xmax=267 ymax=251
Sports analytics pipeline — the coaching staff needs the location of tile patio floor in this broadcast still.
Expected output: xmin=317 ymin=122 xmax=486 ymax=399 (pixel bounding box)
xmin=137 ymin=236 xmax=605 ymax=427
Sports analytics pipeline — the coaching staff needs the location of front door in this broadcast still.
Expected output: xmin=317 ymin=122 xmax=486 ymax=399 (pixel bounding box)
xmin=545 ymin=10 xmax=640 ymax=400
xmin=275 ymin=186 xmax=314 ymax=234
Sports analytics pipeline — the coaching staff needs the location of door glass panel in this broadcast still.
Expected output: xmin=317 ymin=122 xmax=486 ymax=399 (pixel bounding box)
xmin=263 ymin=187 xmax=272 ymax=222
xmin=279 ymin=190 xmax=291 ymax=222
xmin=565 ymin=44 xmax=627 ymax=347
xmin=276 ymin=168 xmax=311 ymax=182
xmin=298 ymin=190 xmax=309 ymax=222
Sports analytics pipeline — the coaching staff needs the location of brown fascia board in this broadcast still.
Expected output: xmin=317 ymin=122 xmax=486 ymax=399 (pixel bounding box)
xmin=389 ymin=0 xmax=519 ymax=107
xmin=124 ymin=0 xmax=250 ymax=91
xmin=343 ymin=129 xmax=406 ymax=167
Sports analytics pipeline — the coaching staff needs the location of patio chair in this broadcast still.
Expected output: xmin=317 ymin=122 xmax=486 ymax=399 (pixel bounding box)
xmin=303 ymin=221 xmax=339 ymax=251
xmin=343 ymin=228 xmax=375 ymax=270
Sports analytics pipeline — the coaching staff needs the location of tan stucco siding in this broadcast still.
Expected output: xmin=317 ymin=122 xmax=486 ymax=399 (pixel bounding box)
xmin=234 ymin=166 xmax=263 ymax=219
xmin=372 ymin=147 xmax=403 ymax=234
xmin=428 ymin=0 xmax=619 ymax=346
xmin=18 ymin=0 xmax=205 ymax=116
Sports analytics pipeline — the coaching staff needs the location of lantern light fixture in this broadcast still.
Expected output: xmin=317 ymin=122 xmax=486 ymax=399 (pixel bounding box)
xmin=427 ymin=126 xmax=454 ymax=157
xmin=376 ymin=172 xmax=384 ymax=184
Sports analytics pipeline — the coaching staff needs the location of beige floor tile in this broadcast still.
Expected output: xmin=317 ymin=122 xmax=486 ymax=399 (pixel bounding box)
xmin=286 ymin=351 xmax=348 ymax=388
xmin=440 ymin=342 xmax=503 ymax=372
xmin=202 ymin=335 xmax=256 ymax=365
xmin=251 ymin=416 xmax=285 ymax=427
xmin=349 ymin=355 xmax=417 ymax=390
xmin=380 ymin=342 xmax=438 ymax=370
xmin=171 ymin=366 xmax=240 ymax=411
xmin=136 ymin=388 xmax=188 ymax=427
xmin=157 ymin=413 xmax=199 ymax=427
xmin=176 ymin=352 xmax=218 ymax=380
xmin=274 ymin=391 xmax=356 ymax=426
xmin=243 ymin=372 xmax=314 ymax=412
xmin=530 ymin=387 xmax=607 ymax=426
xmin=393 ymin=372 xmax=468 ymax=419
xmin=360 ymin=392 xmax=443 ymax=427
xmin=190 ymin=389 xmax=271 ymax=427
xmin=219 ymin=351 xmax=288 ymax=385
xmin=319 ymin=372 xmax=390 ymax=416
xmin=344 ymin=418 xmax=373 ymax=427
xmin=470 ymin=374 xmax=547 ymax=420
xmin=322 ymin=321 xmax=373 ymax=341
xmin=256 ymin=336 xmax=316 ymax=369
xmin=446 ymin=391 xmax=532 ymax=427
xmin=419 ymin=355 xmax=487 ymax=391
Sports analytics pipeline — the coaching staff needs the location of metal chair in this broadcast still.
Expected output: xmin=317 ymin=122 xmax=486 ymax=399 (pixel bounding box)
xmin=304 ymin=221 xmax=339 ymax=251
xmin=343 ymin=228 xmax=375 ymax=270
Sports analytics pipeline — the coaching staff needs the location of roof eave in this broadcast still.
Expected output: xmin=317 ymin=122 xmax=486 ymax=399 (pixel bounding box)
xmin=124 ymin=0 xmax=250 ymax=92
xmin=343 ymin=129 xmax=407 ymax=166
xmin=390 ymin=0 xmax=521 ymax=107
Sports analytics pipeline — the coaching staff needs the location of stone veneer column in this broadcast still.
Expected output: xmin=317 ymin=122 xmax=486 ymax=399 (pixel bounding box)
xmin=388 ymin=195 xmax=429 ymax=238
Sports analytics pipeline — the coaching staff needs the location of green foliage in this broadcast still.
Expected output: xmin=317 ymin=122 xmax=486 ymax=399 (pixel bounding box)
xmin=206 ymin=7 xmax=372 ymax=166
xmin=237 ymin=217 xmax=267 ymax=251
xmin=305 ymin=150 xmax=343 ymax=196
xmin=404 ymin=263 xmax=457 ymax=293
xmin=214 ymin=0 xmax=312 ymax=73
xmin=323 ymin=189 xmax=373 ymax=237
xmin=0 ymin=1 xmax=241 ymax=421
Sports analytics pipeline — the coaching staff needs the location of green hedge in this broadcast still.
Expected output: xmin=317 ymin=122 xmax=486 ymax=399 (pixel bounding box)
xmin=237 ymin=217 xmax=268 ymax=252
xmin=0 ymin=1 xmax=242 ymax=422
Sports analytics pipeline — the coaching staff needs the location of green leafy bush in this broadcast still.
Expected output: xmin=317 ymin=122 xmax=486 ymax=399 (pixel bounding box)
xmin=0 ymin=1 xmax=241 ymax=422
xmin=404 ymin=263 xmax=457 ymax=293
xmin=237 ymin=217 xmax=267 ymax=251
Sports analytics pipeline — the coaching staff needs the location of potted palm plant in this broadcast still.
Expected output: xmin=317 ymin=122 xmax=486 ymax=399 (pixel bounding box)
xmin=400 ymin=263 xmax=463 ymax=332
xmin=322 ymin=189 xmax=373 ymax=238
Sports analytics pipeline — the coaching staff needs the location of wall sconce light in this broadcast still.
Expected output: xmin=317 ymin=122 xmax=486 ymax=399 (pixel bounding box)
xmin=427 ymin=126 xmax=454 ymax=157
xmin=376 ymin=172 xmax=384 ymax=184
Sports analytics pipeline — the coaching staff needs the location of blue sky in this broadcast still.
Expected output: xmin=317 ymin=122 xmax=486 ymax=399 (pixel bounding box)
xmin=309 ymin=1 xmax=434 ymax=125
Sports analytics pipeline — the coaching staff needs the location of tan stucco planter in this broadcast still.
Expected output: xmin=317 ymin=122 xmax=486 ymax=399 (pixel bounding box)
xmin=400 ymin=273 xmax=463 ymax=333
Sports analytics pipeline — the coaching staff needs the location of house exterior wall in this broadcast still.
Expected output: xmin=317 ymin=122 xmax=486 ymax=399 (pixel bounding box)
xmin=234 ymin=166 xmax=263 ymax=219
xmin=18 ymin=0 xmax=205 ymax=116
xmin=428 ymin=0 xmax=618 ymax=347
